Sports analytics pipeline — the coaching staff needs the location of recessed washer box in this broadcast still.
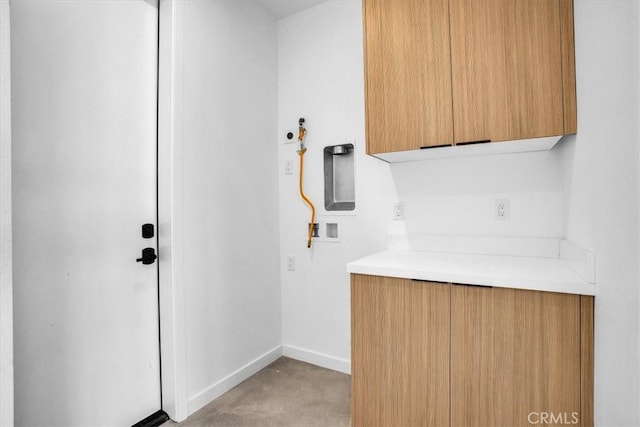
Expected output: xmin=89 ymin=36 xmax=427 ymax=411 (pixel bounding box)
xmin=324 ymin=143 xmax=355 ymax=211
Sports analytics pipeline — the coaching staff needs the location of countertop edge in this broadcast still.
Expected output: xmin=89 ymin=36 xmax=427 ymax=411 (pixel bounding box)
xmin=347 ymin=251 xmax=596 ymax=296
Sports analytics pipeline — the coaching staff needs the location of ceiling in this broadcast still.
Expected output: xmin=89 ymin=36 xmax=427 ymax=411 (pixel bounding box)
xmin=260 ymin=0 xmax=326 ymax=20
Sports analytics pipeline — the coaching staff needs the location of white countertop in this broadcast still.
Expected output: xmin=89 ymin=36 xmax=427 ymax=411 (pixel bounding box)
xmin=347 ymin=249 xmax=595 ymax=296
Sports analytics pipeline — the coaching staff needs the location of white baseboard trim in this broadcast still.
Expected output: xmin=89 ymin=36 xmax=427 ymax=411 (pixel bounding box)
xmin=187 ymin=345 xmax=283 ymax=416
xmin=282 ymin=345 xmax=351 ymax=375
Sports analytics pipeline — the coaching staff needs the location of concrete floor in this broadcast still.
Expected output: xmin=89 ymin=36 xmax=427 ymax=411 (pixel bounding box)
xmin=164 ymin=357 xmax=351 ymax=427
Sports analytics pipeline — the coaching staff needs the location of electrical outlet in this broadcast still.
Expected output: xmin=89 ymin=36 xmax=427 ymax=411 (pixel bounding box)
xmin=284 ymin=160 xmax=293 ymax=175
xmin=393 ymin=202 xmax=405 ymax=220
xmin=286 ymin=255 xmax=295 ymax=271
xmin=495 ymin=199 xmax=510 ymax=220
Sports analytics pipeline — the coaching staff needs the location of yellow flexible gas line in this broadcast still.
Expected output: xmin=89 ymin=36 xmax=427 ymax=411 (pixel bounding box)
xmin=297 ymin=122 xmax=315 ymax=248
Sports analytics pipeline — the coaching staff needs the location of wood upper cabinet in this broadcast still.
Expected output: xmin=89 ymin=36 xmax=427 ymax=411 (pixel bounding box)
xmin=363 ymin=0 xmax=454 ymax=152
xmin=351 ymin=275 xmax=450 ymax=426
xmin=450 ymin=0 xmax=566 ymax=143
xmin=363 ymin=0 xmax=577 ymax=154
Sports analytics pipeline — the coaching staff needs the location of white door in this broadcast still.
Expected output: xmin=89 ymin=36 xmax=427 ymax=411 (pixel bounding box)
xmin=11 ymin=1 xmax=161 ymax=425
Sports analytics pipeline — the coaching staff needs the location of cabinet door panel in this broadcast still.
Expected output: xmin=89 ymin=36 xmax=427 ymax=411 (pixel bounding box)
xmin=451 ymin=285 xmax=581 ymax=426
xmin=580 ymin=296 xmax=594 ymax=426
xmin=351 ymin=275 xmax=450 ymax=426
xmin=363 ymin=0 xmax=453 ymax=153
xmin=560 ymin=0 xmax=577 ymax=134
xmin=450 ymin=0 xmax=565 ymax=143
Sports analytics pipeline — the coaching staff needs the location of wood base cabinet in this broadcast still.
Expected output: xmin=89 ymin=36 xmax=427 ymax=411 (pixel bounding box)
xmin=351 ymin=274 xmax=594 ymax=427
xmin=351 ymin=275 xmax=450 ymax=426
xmin=451 ymin=285 xmax=592 ymax=426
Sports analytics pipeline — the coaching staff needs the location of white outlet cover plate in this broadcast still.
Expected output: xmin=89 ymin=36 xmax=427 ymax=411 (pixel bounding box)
xmin=495 ymin=199 xmax=510 ymax=220
xmin=393 ymin=202 xmax=405 ymax=220
xmin=286 ymin=255 xmax=295 ymax=271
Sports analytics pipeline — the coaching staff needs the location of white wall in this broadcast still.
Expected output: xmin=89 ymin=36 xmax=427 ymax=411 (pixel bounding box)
xmin=278 ymin=0 xmax=396 ymax=372
xmin=277 ymin=0 xmax=565 ymax=373
xmin=0 ymin=0 xmax=13 ymax=425
xmin=177 ymin=0 xmax=282 ymax=416
xmin=560 ymin=1 xmax=640 ymax=425
xmin=391 ymin=150 xmax=563 ymax=238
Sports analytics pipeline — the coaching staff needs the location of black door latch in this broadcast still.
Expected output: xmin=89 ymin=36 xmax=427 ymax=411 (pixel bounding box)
xmin=136 ymin=247 xmax=157 ymax=265
xmin=142 ymin=223 xmax=154 ymax=239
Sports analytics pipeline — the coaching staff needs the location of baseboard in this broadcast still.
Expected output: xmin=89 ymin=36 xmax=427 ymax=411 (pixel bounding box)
xmin=282 ymin=345 xmax=351 ymax=375
xmin=187 ymin=345 xmax=283 ymax=416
